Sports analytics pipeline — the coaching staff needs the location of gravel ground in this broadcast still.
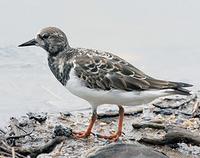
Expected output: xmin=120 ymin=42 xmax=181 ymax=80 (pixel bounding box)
xmin=1 ymin=94 xmax=200 ymax=158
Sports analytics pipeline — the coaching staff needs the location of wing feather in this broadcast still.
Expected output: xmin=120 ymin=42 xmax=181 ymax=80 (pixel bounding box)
xmin=73 ymin=49 xmax=192 ymax=93
xmin=73 ymin=51 xmax=150 ymax=91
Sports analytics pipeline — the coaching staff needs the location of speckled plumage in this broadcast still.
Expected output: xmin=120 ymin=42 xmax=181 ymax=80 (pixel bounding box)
xmin=47 ymin=46 xmax=191 ymax=94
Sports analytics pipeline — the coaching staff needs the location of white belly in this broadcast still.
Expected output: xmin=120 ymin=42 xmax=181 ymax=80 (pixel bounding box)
xmin=66 ymin=69 xmax=174 ymax=107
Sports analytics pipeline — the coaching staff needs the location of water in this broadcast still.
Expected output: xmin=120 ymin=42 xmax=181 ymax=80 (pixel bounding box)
xmin=0 ymin=47 xmax=89 ymax=126
xmin=0 ymin=46 xmax=199 ymax=127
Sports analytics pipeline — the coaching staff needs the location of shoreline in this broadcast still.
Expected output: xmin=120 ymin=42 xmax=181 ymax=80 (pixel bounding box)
xmin=0 ymin=94 xmax=200 ymax=158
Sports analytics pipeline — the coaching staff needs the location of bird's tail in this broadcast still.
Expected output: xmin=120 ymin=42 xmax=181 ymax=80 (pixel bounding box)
xmin=170 ymin=81 xmax=193 ymax=95
xmin=146 ymin=77 xmax=193 ymax=95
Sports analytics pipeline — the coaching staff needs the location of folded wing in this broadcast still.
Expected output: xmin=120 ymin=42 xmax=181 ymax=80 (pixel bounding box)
xmin=73 ymin=51 xmax=192 ymax=94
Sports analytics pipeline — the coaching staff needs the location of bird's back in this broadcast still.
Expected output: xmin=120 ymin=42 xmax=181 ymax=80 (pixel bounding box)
xmin=72 ymin=48 xmax=193 ymax=95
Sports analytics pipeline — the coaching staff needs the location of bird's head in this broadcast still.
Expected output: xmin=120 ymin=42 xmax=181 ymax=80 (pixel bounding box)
xmin=19 ymin=27 xmax=70 ymax=56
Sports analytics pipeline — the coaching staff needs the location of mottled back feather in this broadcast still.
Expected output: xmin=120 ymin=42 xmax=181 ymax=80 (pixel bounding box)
xmin=73 ymin=49 xmax=192 ymax=94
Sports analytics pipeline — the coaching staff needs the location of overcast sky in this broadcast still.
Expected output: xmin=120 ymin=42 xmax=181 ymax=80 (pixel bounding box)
xmin=0 ymin=0 xmax=200 ymax=52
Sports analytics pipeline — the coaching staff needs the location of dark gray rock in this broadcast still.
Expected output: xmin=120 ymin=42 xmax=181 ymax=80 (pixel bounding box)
xmin=87 ymin=143 xmax=169 ymax=158
xmin=27 ymin=112 xmax=47 ymax=123
xmin=60 ymin=111 xmax=72 ymax=117
xmin=53 ymin=125 xmax=72 ymax=137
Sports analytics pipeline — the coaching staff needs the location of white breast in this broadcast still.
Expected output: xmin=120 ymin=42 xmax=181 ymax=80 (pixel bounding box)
xmin=65 ymin=69 xmax=174 ymax=107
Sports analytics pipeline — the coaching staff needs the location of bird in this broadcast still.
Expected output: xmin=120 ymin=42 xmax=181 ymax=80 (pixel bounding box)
xmin=19 ymin=27 xmax=193 ymax=141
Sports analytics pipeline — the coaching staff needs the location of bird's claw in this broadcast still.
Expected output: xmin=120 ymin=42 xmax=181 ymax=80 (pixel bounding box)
xmin=96 ymin=132 xmax=122 ymax=142
xmin=72 ymin=131 xmax=91 ymax=138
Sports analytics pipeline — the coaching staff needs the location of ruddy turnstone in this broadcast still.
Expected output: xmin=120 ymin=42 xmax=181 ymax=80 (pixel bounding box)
xmin=19 ymin=27 xmax=192 ymax=141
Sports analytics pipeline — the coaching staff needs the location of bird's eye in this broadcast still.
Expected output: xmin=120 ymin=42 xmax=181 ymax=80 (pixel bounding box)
xmin=41 ymin=33 xmax=49 ymax=39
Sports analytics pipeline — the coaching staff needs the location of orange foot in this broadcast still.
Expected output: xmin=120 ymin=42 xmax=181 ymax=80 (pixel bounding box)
xmin=96 ymin=106 xmax=124 ymax=142
xmin=97 ymin=132 xmax=122 ymax=142
xmin=73 ymin=131 xmax=92 ymax=138
xmin=73 ymin=112 xmax=97 ymax=139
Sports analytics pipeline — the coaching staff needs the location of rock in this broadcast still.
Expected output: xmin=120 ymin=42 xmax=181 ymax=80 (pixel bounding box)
xmin=53 ymin=125 xmax=72 ymax=137
xmin=86 ymin=143 xmax=169 ymax=158
xmin=27 ymin=112 xmax=47 ymax=123
xmin=61 ymin=111 xmax=72 ymax=117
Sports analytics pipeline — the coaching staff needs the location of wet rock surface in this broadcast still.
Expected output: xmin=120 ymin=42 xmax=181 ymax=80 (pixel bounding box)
xmin=0 ymin=94 xmax=200 ymax=158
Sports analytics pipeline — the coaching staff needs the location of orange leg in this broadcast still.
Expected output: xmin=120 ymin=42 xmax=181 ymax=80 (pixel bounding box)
xmin=73 ymin=110 xmax=97 ymax=138
xmin=98 ymin=105 xmax=124 ymax=141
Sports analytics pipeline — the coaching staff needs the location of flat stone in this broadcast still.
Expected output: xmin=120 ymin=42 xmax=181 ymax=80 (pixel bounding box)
xmin=86 ymin=143 xmax=169 ymax=158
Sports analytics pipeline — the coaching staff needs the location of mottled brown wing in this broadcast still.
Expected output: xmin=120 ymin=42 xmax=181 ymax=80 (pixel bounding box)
xmin=73 ymin=53 xmax=154 ymax=91
xmin=73 ymin=49 xmax=192 ymax=94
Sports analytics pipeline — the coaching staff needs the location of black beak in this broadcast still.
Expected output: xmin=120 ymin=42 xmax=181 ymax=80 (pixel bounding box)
xmin=18 ymin=39 xmax=37 ymax=47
